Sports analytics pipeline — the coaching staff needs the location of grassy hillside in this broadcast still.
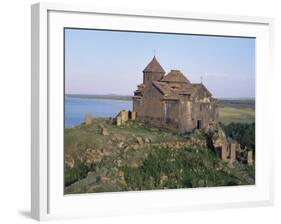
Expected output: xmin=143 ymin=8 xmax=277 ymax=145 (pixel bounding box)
xmin=64 ymin=119 xmax=254 ymax=194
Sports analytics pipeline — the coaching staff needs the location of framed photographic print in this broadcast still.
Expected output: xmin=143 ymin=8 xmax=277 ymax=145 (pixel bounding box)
xmin=31 ymin=2 xmax=274 ymax=221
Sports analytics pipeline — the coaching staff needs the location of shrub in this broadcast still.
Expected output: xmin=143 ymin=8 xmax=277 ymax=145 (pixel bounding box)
xmin=122 ymin=147 xmax=242 ymax=190
xmin=64 ymin=162 xmax=96 ymax=187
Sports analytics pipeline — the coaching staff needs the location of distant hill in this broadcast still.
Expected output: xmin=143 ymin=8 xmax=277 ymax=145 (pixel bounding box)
xmin=218 ymin=99 xmax=255 ymax=109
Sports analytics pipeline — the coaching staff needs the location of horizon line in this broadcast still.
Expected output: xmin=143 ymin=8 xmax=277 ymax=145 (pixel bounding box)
xmin=65 ymin=93 xmax=255 ymax=100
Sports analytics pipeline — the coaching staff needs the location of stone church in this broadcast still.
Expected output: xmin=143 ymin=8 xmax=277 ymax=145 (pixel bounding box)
xmin=133 ymin=56 xmax=219 ymax=133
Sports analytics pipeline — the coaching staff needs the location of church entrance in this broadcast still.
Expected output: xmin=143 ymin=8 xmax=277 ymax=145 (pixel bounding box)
xmin=197 ymin=120 xmax=202 ymax=129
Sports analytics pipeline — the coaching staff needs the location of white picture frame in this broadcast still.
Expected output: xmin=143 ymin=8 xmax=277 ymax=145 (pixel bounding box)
xmin=31 ymin=2 xmax=274 ymax=221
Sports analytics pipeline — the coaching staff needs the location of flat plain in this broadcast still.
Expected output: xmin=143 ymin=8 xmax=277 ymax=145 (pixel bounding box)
xmin=218 ymin=99 xmax=255 ymax=124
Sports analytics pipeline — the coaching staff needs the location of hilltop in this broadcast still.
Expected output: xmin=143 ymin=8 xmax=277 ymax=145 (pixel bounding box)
xmin=64 ymin=118 xmax=254 ymax=194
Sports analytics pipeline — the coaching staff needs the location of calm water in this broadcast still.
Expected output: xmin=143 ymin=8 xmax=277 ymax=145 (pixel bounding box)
xmin=65 ymin=98 xmax=132 ymax=128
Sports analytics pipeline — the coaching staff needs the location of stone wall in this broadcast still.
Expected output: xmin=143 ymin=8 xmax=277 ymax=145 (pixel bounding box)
xmin=115 ymin=110 xmax=137 ymax=126
xmin=132 ymin=73 xmax=219 ymax=133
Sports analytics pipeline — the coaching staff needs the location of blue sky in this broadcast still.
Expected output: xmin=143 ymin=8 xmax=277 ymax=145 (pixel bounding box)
xmin=65 ymin=28 xmax=255 ymax=98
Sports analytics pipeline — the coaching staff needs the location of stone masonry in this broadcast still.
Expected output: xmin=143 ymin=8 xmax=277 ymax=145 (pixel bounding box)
xmin=133 ymin=56 xmax=219 ymax=133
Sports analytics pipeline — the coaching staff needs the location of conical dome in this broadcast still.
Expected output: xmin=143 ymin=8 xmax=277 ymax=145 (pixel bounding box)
xmin=143 ymin=56 xmax=165 ymax=73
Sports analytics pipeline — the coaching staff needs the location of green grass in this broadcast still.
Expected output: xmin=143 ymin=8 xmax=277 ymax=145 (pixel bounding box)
xmin=122 ymin=147 xmax=249 ymax=190
xmin=64 ymin=119 xmax=186 ymax=156
xmin=219 ymin=107 xmax=255 ymax=124
xmin=64 ymin=118 xmax=255 ymax=194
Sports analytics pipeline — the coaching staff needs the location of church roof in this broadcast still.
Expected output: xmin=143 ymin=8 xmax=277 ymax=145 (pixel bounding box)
xmin=143 ymin=56 xmax=166 ymax=73
xmin=137 ymin=58 xmax=214 ymax=100
xmin=153 ymin=80 xmax=193 ymax=99
xmin=192 ymin=83 xmax=212 ymax=97
xmin=152 ymin=79 xmax=213 ymax=100
xmin=161 ymin=70 xmax=191 ymax=84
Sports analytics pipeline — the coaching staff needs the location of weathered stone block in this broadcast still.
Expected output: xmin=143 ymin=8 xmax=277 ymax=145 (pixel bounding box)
xmin=120 ymin=110 xmax=128 ymax=123
xmin=85 ymin=114 xmax=92 ymax=125
xmin=131 ymin=111 xmax=137 ymax=120
xmin=221 ymin=143 xmax=228 ymax=161
xmin=120 ymin=111 xmax=126 ymax=123
xmin=247 ymin=150 xmax=253 ymax=166
xmin=101 ymin=127 xmax=109 ymax=136
xmin=116 ymin=116 xmax=122 ymax=126
xmin=136 ymin=136 xmax=143 ymax=145
xmin=230 ymin=143 xmax=236 ymax=163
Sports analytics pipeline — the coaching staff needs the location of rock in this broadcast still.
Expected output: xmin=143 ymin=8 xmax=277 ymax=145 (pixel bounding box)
xmin=118 ymin=142 xmax=124 ymax=148
xmin=144 ymin=137 xmax=150 ymax=143
xmin=124 ymin=146 xmax=130 ymax=152
xmin=79 ymin=148 xmax=105 ymax=164
xmin=128 ymin=162 xmax=139 ymax=168
xmin=101 ymin=127 xmax=109 ymax=136
xmin=160 ymin=175 xmax=168 ymax=186
xmin=117 ymin=160 xmax=122 ymax=167
xmin=65 ymin=155 xmax=75 ymax=168
xmin=117 ymin=171 xmax=127 ymax=186
xmin=136 ymin=137 xmax=144 ymax=145
xmin=114 ymin=134 xmax=125 ymax=141
xmin=133 ymin=144 xmax=139 ymax=150
xmin=101 ymin=176 xmax=111 ymax=183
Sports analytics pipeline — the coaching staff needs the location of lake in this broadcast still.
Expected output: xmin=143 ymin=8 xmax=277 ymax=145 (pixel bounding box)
xmin=65 ymin=97 xmax=132 ymax=128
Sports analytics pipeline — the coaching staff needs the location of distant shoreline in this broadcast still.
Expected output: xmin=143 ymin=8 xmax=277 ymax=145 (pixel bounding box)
xmin=65 ymin=94 xmax=255 ymax=108
xmin=66 ymin=94 xmax=255 ymax=101
xmin=65 ymin=94 xmax=132 ymax=101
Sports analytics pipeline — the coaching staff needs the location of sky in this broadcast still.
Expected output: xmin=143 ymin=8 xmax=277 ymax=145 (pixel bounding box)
xmin=65 ymin=28 xmax=255 ymax=99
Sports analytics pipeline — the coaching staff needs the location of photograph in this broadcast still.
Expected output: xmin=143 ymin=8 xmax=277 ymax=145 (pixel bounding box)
xmin=64 ymin=28 xmax=255 ymax=194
